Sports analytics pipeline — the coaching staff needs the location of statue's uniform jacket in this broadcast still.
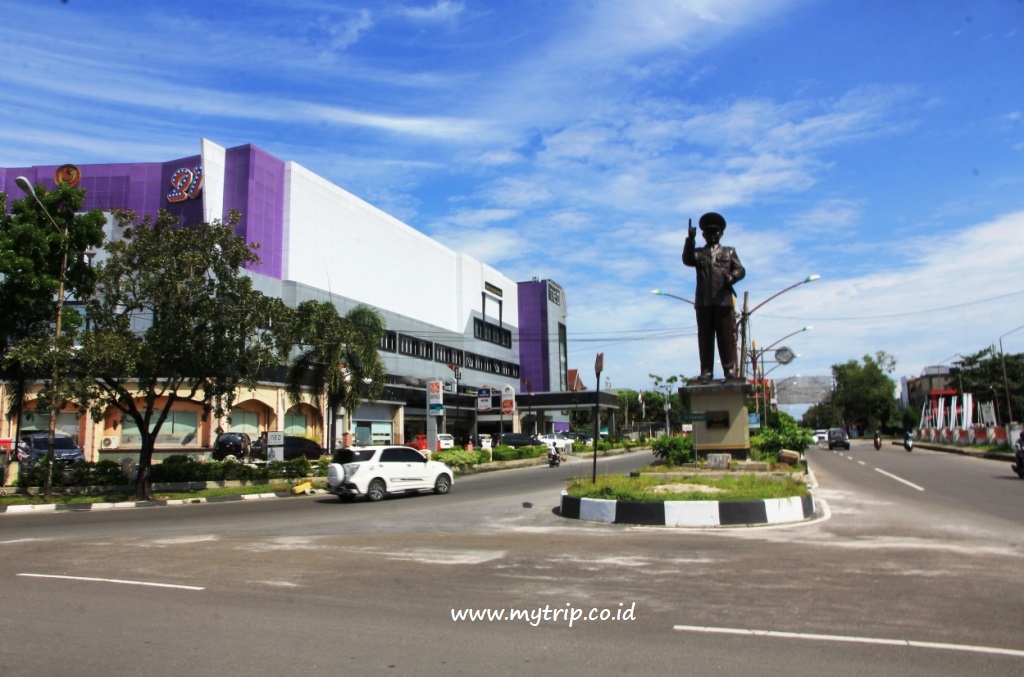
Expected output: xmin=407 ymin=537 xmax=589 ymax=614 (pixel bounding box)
xmin=682 ymin=240 xmax=745 ymax=306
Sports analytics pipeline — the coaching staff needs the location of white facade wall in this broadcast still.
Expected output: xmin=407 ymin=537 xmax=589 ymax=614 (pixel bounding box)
xmin=283 ymin=162 xmax=517 ymax=333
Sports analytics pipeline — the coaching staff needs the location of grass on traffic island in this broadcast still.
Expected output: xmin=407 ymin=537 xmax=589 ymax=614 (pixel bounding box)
xmin=566 ymin=463 xmax=810 ymax=503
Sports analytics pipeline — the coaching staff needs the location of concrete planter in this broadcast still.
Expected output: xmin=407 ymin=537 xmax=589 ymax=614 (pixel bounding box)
xmin=560 ymin=492 xmax=815 ymax=527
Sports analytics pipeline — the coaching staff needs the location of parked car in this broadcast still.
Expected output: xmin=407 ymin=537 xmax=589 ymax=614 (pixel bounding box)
xmin=212 ymin=432 xmax=255 ymax=462
xmin=18 ymin=432 xmax=86 ymax=466
xmin=326 ymin=445 xmax=453 ymax=502
xmin=827 ymin=428 xmax=850 ymax=450
xmin=408 ymin=434 xmax=439 ymax=452
xmin=496 ymin=432 xmax=539 ymax=448
xmin=251 ymin=435 xmax=328 ymax=461
xmin=537 ymin=433 xmax=574 ymax=453
xmin=437 ymin=433 xmax=455 ymax=450
xmin=564 ymin=432 xmax=593 ymax=446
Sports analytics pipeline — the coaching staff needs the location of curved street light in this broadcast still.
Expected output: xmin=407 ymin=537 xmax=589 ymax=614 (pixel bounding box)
xmin=650 ymin=289 xmax=694 ymax=306
xmin=15 ymin=176 xmax=70 ymax=498
xmin=739 ymin=275 xmax=820 ymax=377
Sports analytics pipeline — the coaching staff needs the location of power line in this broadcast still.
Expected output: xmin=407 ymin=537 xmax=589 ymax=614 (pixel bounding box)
xmin=759 ymin=289 xmax=1024 ymax=322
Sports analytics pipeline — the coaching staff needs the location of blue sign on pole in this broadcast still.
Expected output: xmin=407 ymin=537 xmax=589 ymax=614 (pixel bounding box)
xmin=748 ymin=412 xmax=761 ymax=429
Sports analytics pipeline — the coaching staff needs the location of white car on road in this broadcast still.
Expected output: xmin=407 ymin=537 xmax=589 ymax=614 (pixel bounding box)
xmin=326 ymin=446 xmax=454 ymax=502
xmin=537 ymin=433 xmax=574 ymax=454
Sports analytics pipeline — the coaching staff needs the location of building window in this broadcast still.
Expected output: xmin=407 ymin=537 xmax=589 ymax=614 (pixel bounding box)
xmin=398 ymin=334 xmax=433 ymax=360
xmin=380 ymin=330 xmax=397 ymax=353
xmin=435 ymin=344 xmax=463 ymax=367
xmin=474 ymin=318 xmax=512 ymax=348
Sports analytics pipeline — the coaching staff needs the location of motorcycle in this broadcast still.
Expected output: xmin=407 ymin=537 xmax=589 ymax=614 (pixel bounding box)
xmin=873 ymin=433 xmax=882 ymax=451
xmin=1012 ymin=438 xmax=1024 ymax=479
xmin=547 ymin=447 xmax=561 ymax=467
xmin=903 ymin=432 xmax=913 ymax=452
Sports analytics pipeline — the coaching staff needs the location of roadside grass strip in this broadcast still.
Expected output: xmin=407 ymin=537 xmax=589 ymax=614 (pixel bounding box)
xmin=673 ymin=624 xmax=1024 ymax=658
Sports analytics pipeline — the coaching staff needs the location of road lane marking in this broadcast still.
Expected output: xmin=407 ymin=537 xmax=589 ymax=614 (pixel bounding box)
xmin=673 ymin=625 xmax=1024 ymax=658
xmin=874 ymin=468 xmax=925 ymax=491
xmin=17 ymin=573 xmax=204 ymax=591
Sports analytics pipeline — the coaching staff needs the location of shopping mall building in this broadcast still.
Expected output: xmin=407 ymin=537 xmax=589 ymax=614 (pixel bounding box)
xmin=1 ymin=139 xmax=593 ymax=461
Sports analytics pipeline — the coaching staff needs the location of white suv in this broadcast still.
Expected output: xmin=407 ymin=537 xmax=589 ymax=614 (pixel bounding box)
xmin=326 ymin=446 xmax=454 ymax=502
xmin=437 ymin=434 xmax=455 ymax=450
xmin=537 ymin=433 xmax=574 ymax=453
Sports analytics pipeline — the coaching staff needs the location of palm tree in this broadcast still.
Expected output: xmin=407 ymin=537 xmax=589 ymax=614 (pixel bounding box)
xmin=283 ymin=302 xmax=386 ymax=449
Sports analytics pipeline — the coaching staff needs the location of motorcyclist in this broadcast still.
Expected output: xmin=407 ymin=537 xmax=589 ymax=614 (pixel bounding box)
xmin=873 ymin=430 xmax=881 ymax=449
xmin=1013 ymin=432 xmax=1024 ymax=479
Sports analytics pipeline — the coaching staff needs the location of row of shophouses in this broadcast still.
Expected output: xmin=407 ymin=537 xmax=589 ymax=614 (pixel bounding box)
xmin=1 ymin=139 xmax=601 ymax=463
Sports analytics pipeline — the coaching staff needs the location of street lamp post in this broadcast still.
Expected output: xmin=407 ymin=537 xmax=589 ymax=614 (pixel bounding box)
xmin=995 ymin=321 xmax=1019 ymax=421
xmin=16 ymin=177 xmax=69 ymax=497
xmin=739 ymin=276 xmax=819 ymax=378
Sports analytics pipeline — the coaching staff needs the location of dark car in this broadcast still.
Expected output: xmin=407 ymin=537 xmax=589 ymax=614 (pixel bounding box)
xmin=496 ymin=432 xmax=539 ymax=448
xmin=252 ymin=435 xmax=327 ymax=461
xmin=212 ymin=432 xmax=254 ymax=461
xmin=279 ymin=436 xmax=327 ymax=461
xmin=564 ymin=432 xmax=593 ymax=445
xmin=19 ymin=432 xmax=86 ymax=466
xmin=827 ymin=428 xmax=850 ymax=450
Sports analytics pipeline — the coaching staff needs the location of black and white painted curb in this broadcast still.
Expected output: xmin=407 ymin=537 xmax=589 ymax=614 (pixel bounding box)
xmin=0 ymin=491 xmax=303 ymax=515
xmin=560 ymin=492 xmax=815 ymax=527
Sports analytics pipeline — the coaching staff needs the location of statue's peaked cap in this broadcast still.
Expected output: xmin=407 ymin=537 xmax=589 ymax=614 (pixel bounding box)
xmin=698 ymin=212 xmax=726 ymax=231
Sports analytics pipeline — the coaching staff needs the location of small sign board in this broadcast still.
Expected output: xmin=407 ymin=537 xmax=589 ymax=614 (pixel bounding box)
xmin=266 ymin=431 xmax=285 ymax=462
xmin=683 ymin=412 xmax=708 ymax=422
xmin=501 ymin=385 xmax=516 ymax=415
xmin=428 ymin=380 xmax=444 ymax=417
xmin=477 ymin=387 xmax=492 ymax=412
xmin=748 ymin=412 xmax=761 ymax=429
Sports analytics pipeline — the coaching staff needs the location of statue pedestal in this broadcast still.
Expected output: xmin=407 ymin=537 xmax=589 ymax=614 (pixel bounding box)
xmin=679 ymin=381 xmax=754 ymax=461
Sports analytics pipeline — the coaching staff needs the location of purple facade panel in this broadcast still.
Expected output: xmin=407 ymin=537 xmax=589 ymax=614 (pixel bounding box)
xmin=224 ymin=145 xmax=285 ymax=279
xmin=3 ymin=145 xmax=286 ymax=280
xmin=517 ymin=282 xmax=550 ymax=392
xmin=3 ymin=158 xmax=200 ymax=224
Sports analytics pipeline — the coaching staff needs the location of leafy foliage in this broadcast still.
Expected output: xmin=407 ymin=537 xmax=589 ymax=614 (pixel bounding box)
xmin=750 ymin=412 xmax=813 ymax=461
xmin=490 ymin=444 xmax=547 ymax=461
xmin=282 ymin=301 xmax=386 ymax=448
xmin=650 ymin=434 xmax=693 ymax=466
xmin=954 ymin=348 xmax=1024 ymax=426
xmin=69 ymin=209 xmax=289 ymax=500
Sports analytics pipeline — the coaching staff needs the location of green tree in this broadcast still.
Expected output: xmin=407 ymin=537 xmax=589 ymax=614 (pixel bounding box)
xmin=830 ymin=351 xmax=899 ymax=433
xmin=282 ymin=301 xmax=386 ymax=450
xmin=1 ymin=183 xmax=106 ymax=496
xmin=801 ymin=400 xmax=842 ymax=430
xmin=954 ymin=348 xmax=1024 ymax=426
xmin=69 ymin=208 xmax=287 ymax=500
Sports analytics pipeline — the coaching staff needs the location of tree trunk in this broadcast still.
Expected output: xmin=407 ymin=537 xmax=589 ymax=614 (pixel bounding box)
xmin=134 ymin=437 xmax=155 ymax=501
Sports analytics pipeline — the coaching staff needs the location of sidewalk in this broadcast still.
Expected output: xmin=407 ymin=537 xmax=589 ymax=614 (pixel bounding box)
xmin=883 ymin=439 xmax=1013 ymax=461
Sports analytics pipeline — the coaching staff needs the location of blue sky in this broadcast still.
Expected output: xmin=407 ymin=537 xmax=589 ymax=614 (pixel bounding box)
xmin=3 ymin=0 xmax=1023 ymax=392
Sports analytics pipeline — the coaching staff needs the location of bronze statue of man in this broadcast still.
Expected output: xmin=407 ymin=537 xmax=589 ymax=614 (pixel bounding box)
xmin=682 ymin=212 xmax=745 ymax=382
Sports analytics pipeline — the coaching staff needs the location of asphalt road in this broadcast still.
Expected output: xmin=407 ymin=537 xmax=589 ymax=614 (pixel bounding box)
xmin=2 ymin=444 xmax=1023 ymax=676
